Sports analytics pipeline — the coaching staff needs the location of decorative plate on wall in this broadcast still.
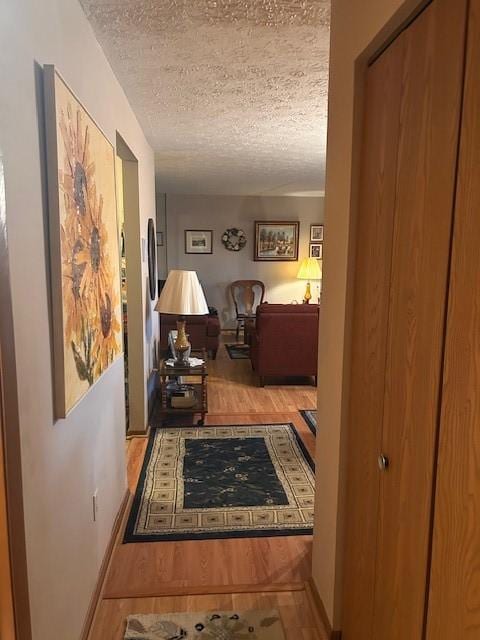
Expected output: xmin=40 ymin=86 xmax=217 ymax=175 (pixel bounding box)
xmin=222 ymin=228 xmax=247 ymax=251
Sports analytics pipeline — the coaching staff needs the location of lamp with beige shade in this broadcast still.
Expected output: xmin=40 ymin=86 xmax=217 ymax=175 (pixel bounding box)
xmin=297 ymin=257 xmax=322 ymax=304
xmin=155 ymin=270 xmax=209 ymax=366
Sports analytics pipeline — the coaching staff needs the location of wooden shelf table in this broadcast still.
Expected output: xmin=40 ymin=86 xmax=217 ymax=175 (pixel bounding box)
xmin=157 ymin=350 xmax=208 ymax=426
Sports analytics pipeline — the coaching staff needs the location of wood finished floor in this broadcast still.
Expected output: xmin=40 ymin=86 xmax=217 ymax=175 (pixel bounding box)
xmin=208 ymin=335 xmax=317 ymax=415
xmin=89 ymin=334 xmax=321 ymax=639
xmin=90 ymin=590 xmax=327 ymax=639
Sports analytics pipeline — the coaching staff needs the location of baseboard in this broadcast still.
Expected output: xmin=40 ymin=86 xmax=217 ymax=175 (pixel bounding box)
xmin=306 ymin=578 xmax=342 ymax=640
xmin=80 ymin=488 xmax=130 ymax=640
xmin=126 ymin=424 xmax=150 ymax=438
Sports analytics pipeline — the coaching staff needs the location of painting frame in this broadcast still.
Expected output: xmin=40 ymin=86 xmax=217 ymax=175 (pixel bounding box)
xmin=185 ymin=229 xmax=213 ymax=254
xmin=310 ymin=224 xmax=324 ymax=242
xmin=43 ymin=65 xmax=123 ymax=418
xmin=309 ymin=243 xmax=323 ymax=259
xmin=254 ymin=221 xmax=300 ymax=262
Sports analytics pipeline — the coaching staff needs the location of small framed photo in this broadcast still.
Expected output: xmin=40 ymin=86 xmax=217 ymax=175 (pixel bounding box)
xmin=185 ymin=229 xmax=213 ymax=254
xmin=310 ymin=243 xmax=323 ymax=259
xmin=310 ymin=224 xmax=324 ymax=242
xmin=156 ymin=231 xmax=164 ymax=246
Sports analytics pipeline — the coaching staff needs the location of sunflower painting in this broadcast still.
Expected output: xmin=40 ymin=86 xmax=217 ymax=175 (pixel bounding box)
xmin=44 ymin=66 xmax=122 ymax=417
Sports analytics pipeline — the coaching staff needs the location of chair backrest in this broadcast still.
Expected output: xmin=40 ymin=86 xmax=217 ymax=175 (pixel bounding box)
xmin=230 ymin=280 xmax=265 ymax=317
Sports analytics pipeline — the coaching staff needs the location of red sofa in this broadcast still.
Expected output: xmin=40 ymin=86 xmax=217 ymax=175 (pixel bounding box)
xmin=249 ymin=304 xmax=319 ymax=385
xmin=159 ymin=314 xmax=220 ymax=359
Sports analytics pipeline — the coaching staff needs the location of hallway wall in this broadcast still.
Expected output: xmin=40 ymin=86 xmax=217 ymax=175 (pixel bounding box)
xmin=0 ymin=1 xmax=156 ymax=638
xmin=165 ymin=194 xmax=324 ymax=327
xmin=312 ymin=0 xmax=428 ymax=630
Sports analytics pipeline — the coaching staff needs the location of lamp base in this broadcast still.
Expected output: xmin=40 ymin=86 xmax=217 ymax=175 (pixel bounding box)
xmin=303 ymin=281 xmax=312 ymax=304
xmin=174 ymin=318 xmax=191 ymax=367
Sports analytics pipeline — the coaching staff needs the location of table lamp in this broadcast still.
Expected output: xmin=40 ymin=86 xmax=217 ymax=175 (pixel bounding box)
xmin=155 ymin=270 xmax=209 ymax=366
xmin=297 ymin=257 xmax=322 ymax=304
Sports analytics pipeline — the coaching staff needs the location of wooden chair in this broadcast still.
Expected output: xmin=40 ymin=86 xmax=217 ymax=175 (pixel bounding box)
xmin=229 ymin=280 xmax=265 ymax=342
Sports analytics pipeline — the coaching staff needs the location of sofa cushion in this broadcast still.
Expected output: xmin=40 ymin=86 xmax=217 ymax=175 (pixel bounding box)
xmin=257 ymin=303 xmax=319 ymax=315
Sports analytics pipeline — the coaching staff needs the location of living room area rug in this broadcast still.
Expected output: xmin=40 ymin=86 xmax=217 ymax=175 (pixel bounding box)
xmin=225 ymin=343 xmax=251 ymax=359
xmin=124 ymin=609 xmax=284 ymax=639
xmin=300 ymin=410 xmax=317 ymax=435
xmin=124 ymin=423 xmax=315 ymax=542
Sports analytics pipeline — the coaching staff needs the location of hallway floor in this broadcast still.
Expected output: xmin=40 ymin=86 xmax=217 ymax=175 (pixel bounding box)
xmin=89 ymin=334 xmax=326 ymax=639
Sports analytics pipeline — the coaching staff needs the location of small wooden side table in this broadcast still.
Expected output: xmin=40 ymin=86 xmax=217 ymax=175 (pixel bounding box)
xmin=157 ymin=350 xmax=208 ymax=426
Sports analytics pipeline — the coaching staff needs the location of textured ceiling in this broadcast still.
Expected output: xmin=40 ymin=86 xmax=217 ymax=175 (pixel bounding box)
xmin=80 ymin=1 xmax=330 ymax=195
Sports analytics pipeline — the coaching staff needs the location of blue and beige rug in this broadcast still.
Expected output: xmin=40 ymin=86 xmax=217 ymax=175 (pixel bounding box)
xmin=125 ymin=610 xmax=284 ymax=639
xmin=124 ymin=423 xmax=315 ymax=542
xmin=300 ymin=410 xmax=317 ymax=435
xmin=225 ymin=343 xmax=251 ymax=359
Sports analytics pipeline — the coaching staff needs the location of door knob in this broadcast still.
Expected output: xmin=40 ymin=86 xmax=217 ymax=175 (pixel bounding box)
xmin=378 ymin=454 xmax=389 ymax=471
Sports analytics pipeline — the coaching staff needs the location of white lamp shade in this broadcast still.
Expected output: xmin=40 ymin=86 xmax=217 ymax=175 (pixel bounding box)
xmin=155 ymin=270 xmax=209 ymax=315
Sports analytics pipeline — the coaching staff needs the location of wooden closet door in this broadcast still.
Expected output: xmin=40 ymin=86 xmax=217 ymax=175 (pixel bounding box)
xmin=341 ymin=33 xmax=405 ymax=640
xmin=342 ymin=1 xmax=467 ymax=638
xmin=372 ymin=1 xmax=467 ymax=639
xmin=426 ymin=2 xmax=480 ymax=637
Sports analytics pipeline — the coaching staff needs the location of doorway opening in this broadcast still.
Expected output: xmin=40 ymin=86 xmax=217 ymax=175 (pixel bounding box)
xmin=115 ymin=134 xmax=147 ymax=436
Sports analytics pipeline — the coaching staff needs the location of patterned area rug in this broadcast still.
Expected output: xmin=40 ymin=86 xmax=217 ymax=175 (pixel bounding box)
xmin=300 ymin=410 xmax=317 ymax=435
xmin=125 ymin=610 xmax=285 ymax=639
xmin=124 ymin=423 xmax=315 ymax=542
xmin=225 ymin=343 xmax=251 ymax=359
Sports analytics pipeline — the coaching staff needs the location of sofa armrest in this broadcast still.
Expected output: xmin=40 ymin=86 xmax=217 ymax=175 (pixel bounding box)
xmin=206 ymin=316 xmax=221 ymax=337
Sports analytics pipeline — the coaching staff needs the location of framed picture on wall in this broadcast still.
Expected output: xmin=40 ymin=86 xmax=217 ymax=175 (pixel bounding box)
xmin=185 ymin=229 xmax=213 ymax=254
xmin=310 ymin=243 xmax=323 ymax=259
xmin=254 ymin=221 xmax=299 ymax=261
xmin=43 ymin=65 xmax=123 ymax=418
xmin=310 ymin=224 xmax=324 ymax=242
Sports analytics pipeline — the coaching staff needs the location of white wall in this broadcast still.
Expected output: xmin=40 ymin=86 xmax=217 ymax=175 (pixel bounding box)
xmin=166 ymin=195 xmax=324 ymax=327
xmin=312 ymin=0 xmax=425 ymax=630
xmin=0 ymin=1 xmax=156 ymax=638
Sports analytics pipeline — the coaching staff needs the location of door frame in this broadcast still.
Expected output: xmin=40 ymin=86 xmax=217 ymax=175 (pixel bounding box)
xmin=115 ymin=133 xmax=151 ymax=436
xmin=0 ymin=154 xmax=32 ymax=639
xmin=0 ymin=382 xmax=15 ymax=640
